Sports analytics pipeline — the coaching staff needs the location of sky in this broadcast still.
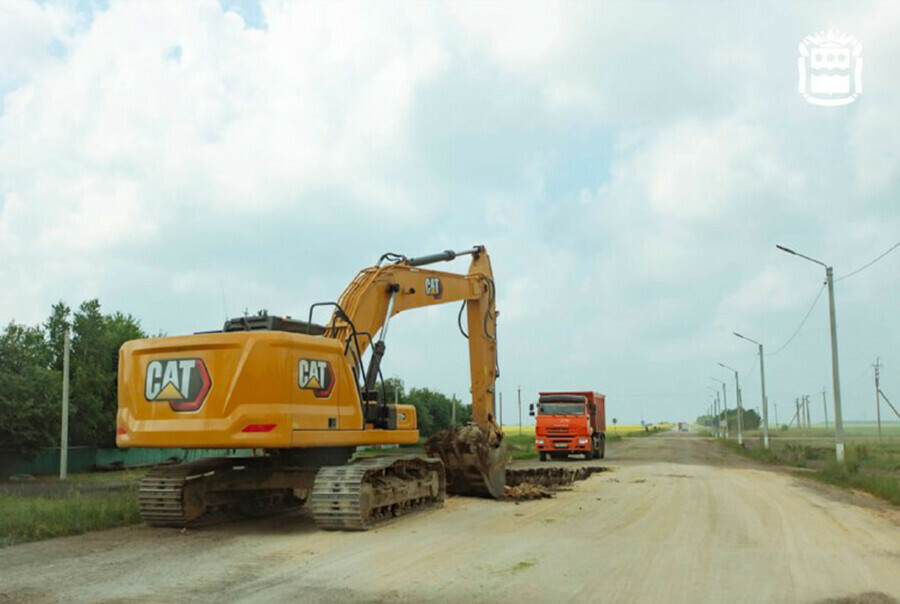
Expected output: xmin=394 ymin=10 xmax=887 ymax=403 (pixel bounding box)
xmin=1 ymin=0 xmax=898 ymax=426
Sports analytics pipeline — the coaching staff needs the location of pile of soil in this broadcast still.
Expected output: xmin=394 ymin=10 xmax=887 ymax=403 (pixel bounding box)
xmin=503 ymin=466 xmax=608 ymax=501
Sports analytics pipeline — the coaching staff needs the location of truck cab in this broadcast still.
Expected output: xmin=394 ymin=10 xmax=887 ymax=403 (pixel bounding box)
xmin=532 ymin=391 xmax=606 ymax=461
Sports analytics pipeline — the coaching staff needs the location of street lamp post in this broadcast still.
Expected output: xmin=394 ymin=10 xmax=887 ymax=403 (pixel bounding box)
xmin=707 ymin=386 xmax=721 ymax=438
xmin=734 ymin=332 xmax=770 ymax=450
xmin=711 ymin=377 xmax=729 ymax=438
xmin=776 ymin=244 xmax=845 ymax=463
xmin=718 ymin=362 xmax=744 ymax=445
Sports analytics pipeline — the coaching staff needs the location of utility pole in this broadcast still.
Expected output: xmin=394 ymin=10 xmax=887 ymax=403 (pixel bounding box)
xmin=822 ymin=388 xmax=828 ymax=430
xmin=517 ymin=386 xmax=522 ymax=436
xmin=734 ymin=333 xmax=769 ymax=449
xmin=60 ymin=327 xmax=71 ymax=481
xmin=720 ymin=362 xmax=744 ymax=446
xmin=805 ymin=395 xmax=811 ymax=430
xmin=708 ymin=387 xmax=720 ymax=437
xmin=716 ymin=391 xmax=721 ymax=437
xmin=499 ymin=392 xmax=503 ymax=428
xmin=795 ymin=398 xmax=801 ymax=431
xmin=774 ymin=402 xmax=779 ymax=428
xmin=711 ymin=377 xmax=729 ymax=438
xmin=776 ymin=244 xmax=845 ymax=462
xmin=874 ymin=358 xmax=883 ymax=440
xmin=451 ymin=394 xmax=457 ymax=426
xmin=802 ymin=396 xmax=808 ymax=429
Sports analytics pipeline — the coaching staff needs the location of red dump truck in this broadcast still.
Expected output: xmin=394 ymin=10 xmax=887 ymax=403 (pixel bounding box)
xmin=530 ymin=391 xmax=606 ymax=461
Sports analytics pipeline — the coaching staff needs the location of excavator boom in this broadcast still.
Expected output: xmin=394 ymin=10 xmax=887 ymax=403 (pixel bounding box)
xmin=321 ymin=245 xmax=505 ymax=497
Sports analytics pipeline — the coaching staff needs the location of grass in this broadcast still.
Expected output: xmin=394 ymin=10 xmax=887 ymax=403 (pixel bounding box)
xmin=509 ymin=559 xmax=537 ymax=573
xmin=30 ymin=468 xmax=149 ymax=485
xmin=721 ymin=429 xmax=900 ymax=507
xmin=503 ymin=433 xmax=541 ymax=460
xmin=0 ymin=490 xmax=141 ymax=547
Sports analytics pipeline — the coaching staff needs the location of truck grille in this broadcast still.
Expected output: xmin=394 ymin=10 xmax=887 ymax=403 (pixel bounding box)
xmin=546 ymin=427 xmax=572 ymax=437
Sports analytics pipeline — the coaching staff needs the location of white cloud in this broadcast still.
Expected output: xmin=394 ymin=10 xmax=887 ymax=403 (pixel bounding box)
xmin=2 ymin=0 xmax=899 ymax=423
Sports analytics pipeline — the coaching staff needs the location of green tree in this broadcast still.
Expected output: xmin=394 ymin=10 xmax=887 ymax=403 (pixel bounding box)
xmin=377 ymin=377 xmax=475 ymax=436
xmin=741 ymin=408 xmax=761 ymax=430
xmin=382 ymin=376 xmax=406 ymax=405
xmin=2 ymin=300 xmax=146 ymax=454
xmin=44 ymin=302 xmax=71 ymax=372
xmin=68 ymin=301 xmax=145 ymax=448
xmin=0 ymin=322 xmax=60 ymax=455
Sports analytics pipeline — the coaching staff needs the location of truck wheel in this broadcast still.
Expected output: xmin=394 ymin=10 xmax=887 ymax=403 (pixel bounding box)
xmin=539 ymin=452 xmax=548 ymax=462
xmin=597 ymin=436 xmax=606 ymax=459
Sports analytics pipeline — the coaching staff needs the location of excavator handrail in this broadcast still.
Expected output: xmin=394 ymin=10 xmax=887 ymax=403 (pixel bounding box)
xmin=306 ymin=300 xmax=370 ymax=395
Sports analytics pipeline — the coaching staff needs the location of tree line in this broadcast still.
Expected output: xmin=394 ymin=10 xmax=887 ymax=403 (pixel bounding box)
xmin=382 ymin=377 xmax=472 ymax=437
xmin=0 ymin=300 xmax=145 ymax=456
xmin=0 ymin=302 xmax=473 ymax=456
xmin=697 ymin=408 xmax=761 ymax=431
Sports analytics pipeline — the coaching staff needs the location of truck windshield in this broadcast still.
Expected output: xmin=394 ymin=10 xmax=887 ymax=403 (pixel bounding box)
xmin=539 ymin=402 xmax=585 ymax=416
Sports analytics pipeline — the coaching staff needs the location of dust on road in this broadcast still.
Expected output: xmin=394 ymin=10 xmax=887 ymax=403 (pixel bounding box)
xmin=2 ymin=434 xmax=900 ymax=604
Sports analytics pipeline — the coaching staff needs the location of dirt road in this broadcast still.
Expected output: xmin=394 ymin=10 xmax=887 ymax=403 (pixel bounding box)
xmin=3 ymin=434 xmax=900 ymax=603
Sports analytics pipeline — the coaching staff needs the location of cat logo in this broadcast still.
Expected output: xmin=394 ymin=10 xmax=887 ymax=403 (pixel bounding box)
xmin=145 ymin=358 xmax=212 ymax=412
xmin=298 ymin=358 xmax=335 ymax=398
xmin=424 ymin=276 xmax=443 ymax=299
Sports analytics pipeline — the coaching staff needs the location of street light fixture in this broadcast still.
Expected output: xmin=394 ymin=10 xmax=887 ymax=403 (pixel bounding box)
xmin=710 ymin=377 xmax=729 ymax=439
xmin=776 ymin=244 xmax=845 ymax=462
xmin=718 ymin=362 xmax=744 ymax=446
xmin=734 ymin=332 xmax=770 ymax=450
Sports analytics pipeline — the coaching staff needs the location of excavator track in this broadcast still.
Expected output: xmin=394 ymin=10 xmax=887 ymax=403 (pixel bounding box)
xmin=310 ymin=456 xmax=445 ymax=531
xmin=138 ymin=457 xmax=311 ymax=527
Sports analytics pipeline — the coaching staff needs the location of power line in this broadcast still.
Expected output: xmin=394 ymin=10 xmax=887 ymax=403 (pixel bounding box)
xmin=837 ymin=240 xmax=900 ymax=281
xmin=767 ymin=283 xmax=826 ymax=356
xmin=746 ymin=350 xmax=759 ymax=377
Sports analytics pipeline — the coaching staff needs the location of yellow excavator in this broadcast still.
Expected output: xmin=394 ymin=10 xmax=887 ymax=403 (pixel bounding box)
xmin=117 ymin=245 xmax=505 ymax=530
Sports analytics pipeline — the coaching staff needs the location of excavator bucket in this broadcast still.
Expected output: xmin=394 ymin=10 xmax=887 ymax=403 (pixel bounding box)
xmin=424 ymin=424 xmax=506 ymax=498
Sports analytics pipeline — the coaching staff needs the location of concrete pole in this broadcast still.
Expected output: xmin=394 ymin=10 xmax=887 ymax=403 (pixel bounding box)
xmin=805 ymin=395 xmax=811 ymax=430
xmin=723 ymin=383 xmax=729 ymax=438
xmin=874 ymin=358 xmax=882 ymax=441
xmin=517 ymin=386 xmax=522 ymax=436
xmin=795 ymin=398 xmax=800 ymax=431
xmin=825 ymin=266 xmax=845 ymax=462
xmin=822 ymin=388 xmax=829 ymax=430
xmin=805 ymin=396 xmax=810 ymax=429
xmin=774 ymin=402 xmax=779 ymax=429
xmin=713 ymin=392 xmax=719 ymax=437
xmin=451 ymin=394 xmax=457 ymax=426
xmin=60 ymin=327 xmax=71 ymax=481
xmin=759 ymin=344 xmax=770 ymax=450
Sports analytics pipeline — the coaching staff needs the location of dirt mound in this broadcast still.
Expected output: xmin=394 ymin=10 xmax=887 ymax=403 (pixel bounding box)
xmin=503 ymin=466 xmax=607 ymax=501
xmin=504 ymin=483 xmax=553 ymax=500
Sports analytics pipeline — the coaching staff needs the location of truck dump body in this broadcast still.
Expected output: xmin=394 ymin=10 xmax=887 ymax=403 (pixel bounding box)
xmin=535 ymin=391 xmax=606 ymax=460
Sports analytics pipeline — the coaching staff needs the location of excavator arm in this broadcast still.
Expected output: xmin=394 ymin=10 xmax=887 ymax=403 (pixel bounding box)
xmin=324 ymin=245 xmax=498 ymax=428
xmin=320 ymin=245 xmax=506 ymax=498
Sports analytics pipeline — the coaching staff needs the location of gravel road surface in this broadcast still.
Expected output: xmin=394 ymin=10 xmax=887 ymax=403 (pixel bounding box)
xmin=2 ymin=434 xmax=899 ymax=603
